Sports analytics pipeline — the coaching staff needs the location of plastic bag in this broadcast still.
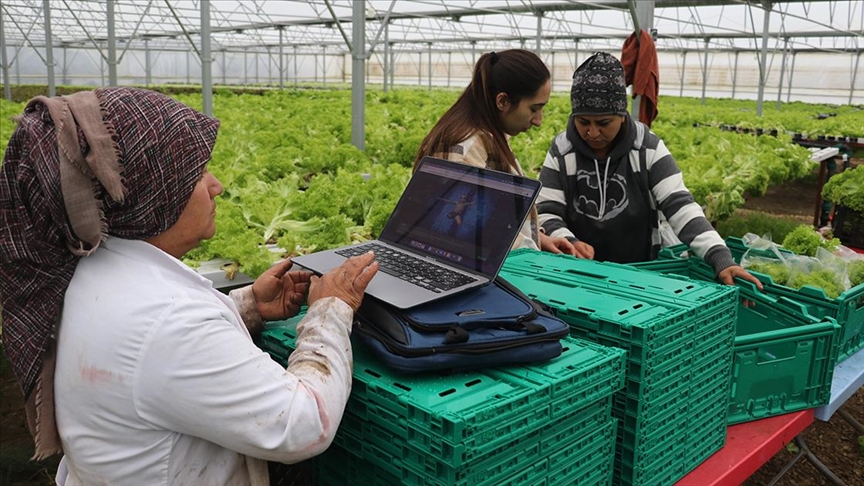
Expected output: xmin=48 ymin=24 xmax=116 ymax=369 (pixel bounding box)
xmin=784 ymin=251 xmax=846 ymax=298
xmin=740 ymin=234 xmax=791 ymax=284
xmin=832 ymin=244 xmax=864 ymax=289
xmin=740 ymin=233 xmax=861 ymax=296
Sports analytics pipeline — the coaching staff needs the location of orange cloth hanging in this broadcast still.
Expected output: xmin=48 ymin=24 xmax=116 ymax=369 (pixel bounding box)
xmin=621 ymin=30 xmax=659 ymax=127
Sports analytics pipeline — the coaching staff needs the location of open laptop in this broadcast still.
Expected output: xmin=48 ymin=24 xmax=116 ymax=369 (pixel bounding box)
xmin=291 ymin=156 xmax=541 ymax=309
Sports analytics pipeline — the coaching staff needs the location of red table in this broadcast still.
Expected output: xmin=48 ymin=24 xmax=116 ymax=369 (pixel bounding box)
xmin=676 ymin=410 xmax=814 ymax=486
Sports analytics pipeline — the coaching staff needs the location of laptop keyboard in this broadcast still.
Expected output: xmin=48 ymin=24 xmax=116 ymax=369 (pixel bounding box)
xmin=336 ymin=243 xmax=477 ymax=293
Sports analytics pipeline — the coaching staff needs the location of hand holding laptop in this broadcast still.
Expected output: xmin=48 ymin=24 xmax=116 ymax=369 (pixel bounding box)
xmin=308 ymin=251 xmax=379 ymax=312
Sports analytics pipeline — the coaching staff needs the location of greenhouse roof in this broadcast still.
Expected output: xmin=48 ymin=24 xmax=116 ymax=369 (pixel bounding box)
xmin=2 ymin=1 xmax=862 ymax=55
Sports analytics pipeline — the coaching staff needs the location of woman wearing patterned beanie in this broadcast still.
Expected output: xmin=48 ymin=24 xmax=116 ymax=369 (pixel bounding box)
xmin=414 ymin=49 xmax=577 ymax=254
xmin=536 ymin=52 xmax=761 ymax=286
xmin=0 ymin=87 xmax=378 ymax=485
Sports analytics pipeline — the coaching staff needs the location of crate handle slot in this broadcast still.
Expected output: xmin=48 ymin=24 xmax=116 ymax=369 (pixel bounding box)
xmin=564 ymin=269 xmax=608 ymax=280
xmin=756 ymin=342 xmax=797 ymax=363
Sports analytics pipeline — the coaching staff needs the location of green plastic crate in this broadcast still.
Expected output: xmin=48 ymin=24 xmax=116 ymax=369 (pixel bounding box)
xmin=684 ymin=400 xmax=728 ymax=470
xmin=315 ymin=445 xmax=401 ymax=486
xmin=497 ymin=257 xmax=735 ymax=486
xmin=259 ymin=320 xmax=625 ymax=447
xmin=729 ymin=286 xmax=838 ymax=424
xmin=546 ymin=419 xmax=617 ymax=486
xmin=319 ymin=417 xmax=616 ymax=486
xmin=336 ymin=399 xmax=611 ymax=484
xmin=504 ymin=249 xmax=738 ymax=319
xmin=628 ymin=258 xmax=841 ymax=424
xmin=339 ymin=396 xmax=610 ymax=470
xmin=655 ymin=237 xmax=864 ymax=361
xmin=615 ymin=423 xmax=688 ymax=486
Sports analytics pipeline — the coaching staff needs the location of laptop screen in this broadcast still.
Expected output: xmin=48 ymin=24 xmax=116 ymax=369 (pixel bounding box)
xmin=379 ymin=157 xmax=540 ymax=277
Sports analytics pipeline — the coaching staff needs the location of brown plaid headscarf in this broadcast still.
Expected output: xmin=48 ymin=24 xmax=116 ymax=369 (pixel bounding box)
xmin=0 ymin=87 xmax=219 ymax=458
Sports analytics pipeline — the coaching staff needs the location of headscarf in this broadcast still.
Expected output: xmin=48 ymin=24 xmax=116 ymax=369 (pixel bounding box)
xmin=0 ymin=87 xmax=220 ymax=457
xmin=570 ymin=52 xmax=629 ymax=116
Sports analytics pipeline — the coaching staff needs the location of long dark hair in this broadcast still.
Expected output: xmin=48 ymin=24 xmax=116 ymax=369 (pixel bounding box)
xmin=414 ymin=49 xmax=550 ymax=173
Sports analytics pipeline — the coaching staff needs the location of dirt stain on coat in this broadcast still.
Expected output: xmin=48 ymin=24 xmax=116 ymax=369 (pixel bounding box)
xmin=80 ymin=365 xmax=119 ymax=384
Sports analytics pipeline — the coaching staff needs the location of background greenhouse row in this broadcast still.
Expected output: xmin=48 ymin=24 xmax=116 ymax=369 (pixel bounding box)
xmin=2 ymin=1 xmax=862 ymax=105
xmin=1 ymin=1 xmax=862 ymax=277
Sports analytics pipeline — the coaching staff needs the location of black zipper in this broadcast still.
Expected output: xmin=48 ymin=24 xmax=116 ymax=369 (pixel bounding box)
xmin=354 ymin=318 xmax=567 ymax=357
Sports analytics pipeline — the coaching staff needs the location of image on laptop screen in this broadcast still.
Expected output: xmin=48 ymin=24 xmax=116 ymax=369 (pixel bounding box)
xmin=379 ymin=158 xmax=537 ymax=277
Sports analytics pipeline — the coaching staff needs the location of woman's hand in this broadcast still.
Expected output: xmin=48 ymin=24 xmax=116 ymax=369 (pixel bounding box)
xmin=717 ymin=264 xmax=764 ymax=291
xmin=570 ymin=241 xmax=595 ymax=259
xmin=308 ymin=252 xmax=379 ymax=312
xmin=540 ymin=233 xmax=573 ymax=255
xmin=252 ymin=259 xmax=314 ymax=321
xmin=541 ymin=233 xmax=595 ymax=259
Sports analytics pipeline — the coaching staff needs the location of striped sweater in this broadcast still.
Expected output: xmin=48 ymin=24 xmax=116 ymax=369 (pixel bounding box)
xmin=537 ymin=115 xmax=735 ymax=274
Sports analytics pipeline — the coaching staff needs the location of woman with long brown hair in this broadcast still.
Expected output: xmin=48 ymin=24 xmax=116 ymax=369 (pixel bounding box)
xmin=414 ymin=49 xmax=579 ymax=254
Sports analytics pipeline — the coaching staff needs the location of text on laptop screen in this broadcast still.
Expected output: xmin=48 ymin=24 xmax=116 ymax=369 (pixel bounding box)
xmin=379 ymin=158 xmax=537 ymax=276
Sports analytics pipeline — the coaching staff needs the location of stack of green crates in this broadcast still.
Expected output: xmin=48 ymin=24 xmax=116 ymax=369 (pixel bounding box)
xmin=257 ymin=316 xmax=626 ymax=485
xmin=664 ymin=237 xmax=864 ymax=362
xmin=500 ymin=249 xmax=738 ymax=486
xmin=629 ymin=256 xmax=840 ymax=424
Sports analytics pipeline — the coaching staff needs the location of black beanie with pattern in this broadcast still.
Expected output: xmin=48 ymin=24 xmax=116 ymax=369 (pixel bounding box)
xmin=570 ymin=52 xmax=628 ymax=116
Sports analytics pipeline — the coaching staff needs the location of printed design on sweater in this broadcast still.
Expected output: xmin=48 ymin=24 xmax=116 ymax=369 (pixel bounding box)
xmin=573 ymin=169 xmax=629 ymax=221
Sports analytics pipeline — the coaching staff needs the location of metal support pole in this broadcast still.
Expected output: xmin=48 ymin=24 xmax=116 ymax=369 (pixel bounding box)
xmin=574 ymin=38 xmax=579 ymax=70
xmin=351 ymin=0 xmax=366 ymax=150
xmin=221 ymin=50 xmax=226 ymax=84
xmin=278 ymin=27 xmax=284 ymax=89
xmin=535 ymin=11 xmax=543 ymax=55
xmin=244 ymin=51 xmax=249 ymax=84
xmin=383 ymin=22 xmax=389 ymax=92
xmin=390 ymin=46 xmax=395 ymax=87
xmin=322 ymin=47 xmax=326 ymax=87
xmin=144 ymin=39 xmax=151 ymax=87
xmin=255 ymin=51 xmax=259 ymax=84
xmin=471 ymin=41 xmax=476 ymax=67
xmin=43 ymin=0 xmax=56 ymax=96
xmin=293 ymin=45 xmax=298 ymax=88
xmin=766 ymin=435 xmax=845 ymax=486
xmin=12 ymin=46 xmax=21 ymax=84
xmin=186 ymin=50 xmax=190 ymax=84
xmin=0 ymin=5 xmax=10 ymax=101
xmin=447 ymin=51 xmax=451 ymax=87
xmin=786 ymin=51 xmax=796 ymax=103
xmin=200 ymin=0 xmax=213 ymax=116
xmin=837 ymin=407 xmax=864 ymax=434
xmin=15 ymin=46 xmax=20 ymax=84
xmin=776 ymin=38 xmax=788 ymax=109
xmin=107 ymin=0 xmax=117 ymax=86
xmin=732 ymin=51 xmax=740 ymax=99
xmin=417 ymin=52 xmax=421 ymax=86
xmin=427 ymin=43 xmax=432 ymax=90
xmin=679 ymin=51 xmax=687 ymax=97
xmin=850 ymin=51 xmax=861 ymax=106
xmin=701 ymin=38 xmax=710 ymax=105
xmin=62 ymin=45 xmax=68 ymax=85
xmin=756 ymin=1 xmax=772 ymax=116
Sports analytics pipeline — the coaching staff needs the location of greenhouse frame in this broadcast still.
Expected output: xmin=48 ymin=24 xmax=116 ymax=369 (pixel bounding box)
xmin=1 ymin=1 xmax=862 ymax=147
